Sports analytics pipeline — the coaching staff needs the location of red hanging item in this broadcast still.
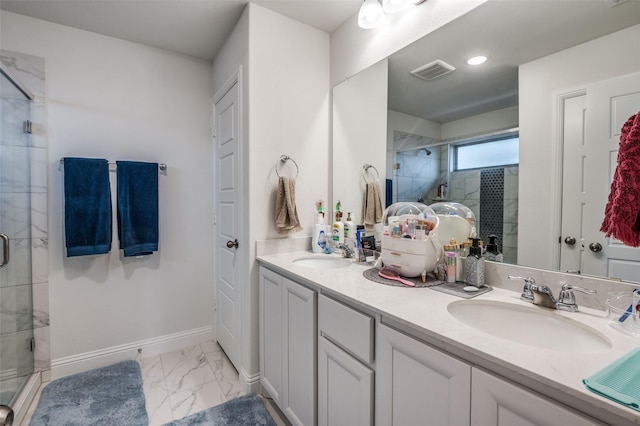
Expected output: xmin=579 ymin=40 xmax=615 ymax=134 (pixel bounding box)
xmin=600 ymin=112 xmax=640 ymax=246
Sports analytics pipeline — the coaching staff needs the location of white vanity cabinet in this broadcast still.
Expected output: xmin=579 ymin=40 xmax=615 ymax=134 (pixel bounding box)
xmin=318 ymin=294 xmax=374 ymax=426
xmin=259 ymin=267 xmax=316 ymax=426
xmin=471 ymin=368 xmax=602 ymax=426
xmin=375 ymin=323 xmax=472 ymax=425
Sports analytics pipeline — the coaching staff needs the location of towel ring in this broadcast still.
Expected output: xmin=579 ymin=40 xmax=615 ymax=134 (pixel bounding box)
xmin=362 ymin=163 xmax=379 ymax=184
xmin=276 ymin=155 xmax=299 ymax=179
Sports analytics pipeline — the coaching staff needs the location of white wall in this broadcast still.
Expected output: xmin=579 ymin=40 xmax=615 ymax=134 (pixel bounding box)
xmin=519 ymin=24 xmax=640 ymax=270
xmin=333 ymin=59 xmax=388 ymax=226
xmin=1 ymin=11 xmax=214 ymax=371
xmin=330 ymin=0 xmax=486 ymax=87
xmin=210 ymin=4 xmax=331 ymax=388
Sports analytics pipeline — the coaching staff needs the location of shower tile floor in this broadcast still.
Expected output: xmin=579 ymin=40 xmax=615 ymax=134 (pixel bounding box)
xmin=21 ymin=341 xmax=288 ymax=426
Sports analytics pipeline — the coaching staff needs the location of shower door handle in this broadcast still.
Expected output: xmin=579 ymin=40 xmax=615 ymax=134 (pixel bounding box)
xmin=0 ymin=234 xmax=8 ymax=268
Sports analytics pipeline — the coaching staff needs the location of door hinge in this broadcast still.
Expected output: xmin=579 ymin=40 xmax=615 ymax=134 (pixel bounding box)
xmin=23 ymin=120 xmax=32 ymax=134
xmin=30 ymin=337 xmax=35 ymax=352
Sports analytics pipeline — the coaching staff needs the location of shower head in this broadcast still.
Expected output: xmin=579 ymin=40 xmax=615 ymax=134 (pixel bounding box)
xmin=420 ymin=148 xmax=432 ymax=156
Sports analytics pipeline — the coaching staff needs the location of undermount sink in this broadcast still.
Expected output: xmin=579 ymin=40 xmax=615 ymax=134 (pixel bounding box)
xmin=292 ymin=256 xmax=352 ymax=270
xmin=447 ymin=300 xmax=612 ymax=352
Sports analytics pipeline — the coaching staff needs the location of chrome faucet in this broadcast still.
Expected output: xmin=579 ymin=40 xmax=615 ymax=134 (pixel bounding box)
xmin=337 ymin=243 xmax=355 ymax=258
xmin=508 ymin=276 xmax=595 ymax=312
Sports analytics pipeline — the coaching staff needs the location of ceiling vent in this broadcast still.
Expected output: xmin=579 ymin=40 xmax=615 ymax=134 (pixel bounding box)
xmin=410 ymin=60 xmax=455 ymax=81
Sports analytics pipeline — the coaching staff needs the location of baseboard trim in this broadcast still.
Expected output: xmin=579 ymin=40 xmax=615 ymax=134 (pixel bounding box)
xmin=51 ymin=325 xmax=213 ymax=379
xmin=240 ymin=367 xmax=261 ymax=394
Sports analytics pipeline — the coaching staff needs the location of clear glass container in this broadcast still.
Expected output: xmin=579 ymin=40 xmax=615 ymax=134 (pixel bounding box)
xmin=382 ymin=202 xmax=439 ymax=239
xmin=429 ymin=202 xmax=477 ymax=247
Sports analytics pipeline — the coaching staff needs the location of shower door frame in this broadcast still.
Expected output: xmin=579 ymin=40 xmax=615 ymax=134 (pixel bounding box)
xmin=0 ymin=66 xmax=36 ymax=413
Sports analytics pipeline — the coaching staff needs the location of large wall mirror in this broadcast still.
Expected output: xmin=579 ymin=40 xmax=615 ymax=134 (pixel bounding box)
xmin=332 ymin=0 xmax=640 ymax=282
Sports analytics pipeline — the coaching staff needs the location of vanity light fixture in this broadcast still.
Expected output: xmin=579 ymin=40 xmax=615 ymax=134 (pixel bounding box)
xmin=359 ymin=0 xmax=426 ymax=29
xmin=467 ymin=55 xmax=488 ymax=65
xmin=382 ymin=0 xmax=411 ymax=13
xmin=358 ymin=0 xmax=385 ymax=29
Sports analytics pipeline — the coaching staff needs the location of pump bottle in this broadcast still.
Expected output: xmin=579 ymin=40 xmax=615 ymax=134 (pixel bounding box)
xmin=464 ymin=238 xmax=485 ymax=288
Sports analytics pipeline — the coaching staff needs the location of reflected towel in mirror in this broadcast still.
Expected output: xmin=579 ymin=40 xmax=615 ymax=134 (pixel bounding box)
xmin=362 ymin=182 xmax=383 ymax=230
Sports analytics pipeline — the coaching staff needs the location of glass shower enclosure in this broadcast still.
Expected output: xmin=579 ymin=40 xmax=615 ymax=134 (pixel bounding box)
xmin=0 ymin=68 xmax=35 ymax=408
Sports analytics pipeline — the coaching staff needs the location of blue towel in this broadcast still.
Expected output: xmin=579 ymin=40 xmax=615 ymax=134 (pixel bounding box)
xmin=117 ymin=161 xmax=159 ymax=257
xmin=63 ymin=157 xmax=112 ymax=257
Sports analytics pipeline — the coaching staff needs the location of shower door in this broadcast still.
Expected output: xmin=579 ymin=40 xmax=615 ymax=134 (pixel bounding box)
xmin=0 ymin=70 xmax=34 ymax=406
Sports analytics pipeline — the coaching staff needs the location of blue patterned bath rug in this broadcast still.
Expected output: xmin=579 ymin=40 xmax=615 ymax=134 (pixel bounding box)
xmin=30 ymin=360 xmax=148 ymax=426
xmin=163 ymin=393 xmax=276 ymax=426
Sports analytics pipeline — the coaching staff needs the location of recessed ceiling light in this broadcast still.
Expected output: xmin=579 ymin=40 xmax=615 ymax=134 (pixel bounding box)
xmin=467 ymin=55 xmax=488 ymax=66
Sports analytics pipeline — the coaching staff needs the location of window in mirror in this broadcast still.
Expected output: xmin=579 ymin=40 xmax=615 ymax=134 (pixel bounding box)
xmin=454 ymin=135 xmax=519 ymax=171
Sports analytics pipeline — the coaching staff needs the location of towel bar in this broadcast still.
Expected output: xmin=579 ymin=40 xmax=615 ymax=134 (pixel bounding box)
xmin=60 ymin=158 xmax=167 ymax=172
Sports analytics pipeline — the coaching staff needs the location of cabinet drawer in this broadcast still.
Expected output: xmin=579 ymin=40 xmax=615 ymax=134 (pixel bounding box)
xmin=319 ymin=294 xmax=374 ymax=363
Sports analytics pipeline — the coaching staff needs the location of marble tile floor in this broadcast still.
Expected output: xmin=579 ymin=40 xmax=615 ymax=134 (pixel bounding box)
xmin=21 ymin=341 xmax=288 ymax=426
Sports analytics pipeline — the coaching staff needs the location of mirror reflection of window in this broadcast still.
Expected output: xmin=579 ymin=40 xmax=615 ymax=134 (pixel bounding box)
xmin=454 ymin=135 xmax=519 ymax=171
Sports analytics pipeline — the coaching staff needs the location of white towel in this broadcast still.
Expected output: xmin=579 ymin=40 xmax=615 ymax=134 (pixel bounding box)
xmin=275 ymin=176 xmax=303 ymax=233
xmin=362 ymin=182 xmax=383 ymax=230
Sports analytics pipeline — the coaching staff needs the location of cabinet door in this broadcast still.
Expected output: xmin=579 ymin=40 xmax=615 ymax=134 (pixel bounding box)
xmin=318 ymin=336 xmax=374 ymax=426
xmin=282 ymin=277 xmax=317 ymax=426
xmin=471 ymin=368 xmax=602 ymax=426
xmin=259 ymin=267 xmax=283 ymax=404
xmin=376 ymin=323 xmax=471 ymax=426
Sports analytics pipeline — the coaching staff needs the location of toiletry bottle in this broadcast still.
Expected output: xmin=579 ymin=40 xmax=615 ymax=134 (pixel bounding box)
xmin=332 ymin=212 xmax=344 ymax=245
xmin=312 ymin=213 xmax=326 ymax=253
xmin=449 ymin=239 xmax=464 ymax=281
xmin=446 ymin=252 xmax=456 ymax=283
xmin=464 ymin=238 xmax=485 ymax=288
xmin=344 ymin=212 xmax=355 ymax=239
xmin=484 ymin=234 xmax=503 ymax=262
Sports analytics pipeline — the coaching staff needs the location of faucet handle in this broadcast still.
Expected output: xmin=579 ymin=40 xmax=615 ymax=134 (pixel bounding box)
xmin=508 ymin=275 xmax=535 ymax=302
xmin=557 ymin=282 xmax=596 ymax=310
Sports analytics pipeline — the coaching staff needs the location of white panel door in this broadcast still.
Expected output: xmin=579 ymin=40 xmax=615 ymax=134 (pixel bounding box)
xmin=318 ymin=336 xmax=373 ymax=426
xmin=583 ymin=72 xmax=640 ymax=281
xmin=376 ymin=323 xmax=471 ymax=426
xmin=471 ymin=368 xmax=600 ymax=426
xmin=214 ymin=82 xmax=241 ymax=370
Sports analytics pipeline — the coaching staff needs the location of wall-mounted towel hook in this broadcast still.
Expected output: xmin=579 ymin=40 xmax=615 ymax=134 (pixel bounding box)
xmin=362 ymin=163 xmax=379 ymax=183
xmin=276 ymin=155 xmax=299 ymax=179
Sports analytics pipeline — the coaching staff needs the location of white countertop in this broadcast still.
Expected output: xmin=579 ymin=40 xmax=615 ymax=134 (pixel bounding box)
xmin=258 ymin=251 xmax=640 ymax=425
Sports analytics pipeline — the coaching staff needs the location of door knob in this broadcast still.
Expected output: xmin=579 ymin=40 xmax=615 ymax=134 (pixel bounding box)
xmin=589 ymin=242 xmax=603 ymax=253
xmin=226 ymin=239 xmax=239 ymax=249
xmin=564 ymin=236 xmax=576 ymax=245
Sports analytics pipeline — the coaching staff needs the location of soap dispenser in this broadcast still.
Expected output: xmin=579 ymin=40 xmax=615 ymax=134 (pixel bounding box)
xmin=344 ymin=212 xmax=355 ymax=240
xmin=484 ymin=234 xmax=503 ymax=262
xmin=464 ymin=238 xmax=485 ymax=288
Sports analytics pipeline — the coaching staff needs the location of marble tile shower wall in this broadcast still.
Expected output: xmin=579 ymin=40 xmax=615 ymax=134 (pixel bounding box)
xmin=449 ymin=165 xmax=518 ymax=264
xmin=0 ymin=50 xmax=50 ymax=378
